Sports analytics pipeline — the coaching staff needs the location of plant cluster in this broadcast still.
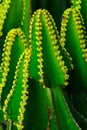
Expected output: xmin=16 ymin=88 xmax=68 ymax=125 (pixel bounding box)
xmin=0 ymin=0 xmax=87 ymax=130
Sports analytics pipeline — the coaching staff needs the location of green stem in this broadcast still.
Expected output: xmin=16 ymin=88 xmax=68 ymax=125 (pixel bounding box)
xmin=51 ymin=86 xmax=80 ymax=130
xmin=6 ymin=119 xmax=12 ymax=130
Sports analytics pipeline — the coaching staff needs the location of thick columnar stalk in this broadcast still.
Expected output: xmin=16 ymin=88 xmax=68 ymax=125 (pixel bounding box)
xmin=60 ymin=7 xmax=87 ymax=119
xmin=63 ymin=89 xmax=87 ymax=130
xmin=28 ymin=79 xmax=48 ymax=130
xmin=51 ymin=86 xmax=80 ymax=130
xmin=2 ymin=48 xmax=31 ymax=130
xmin=28 ymin=9 xmax=80 ymax=130
xmin=60 ymin=8 xmax=87 ymax=90
xmin=0 ymin=28 xmax=28 ymax=108
xmin=29 ymin=9 xmax=72 ymax=87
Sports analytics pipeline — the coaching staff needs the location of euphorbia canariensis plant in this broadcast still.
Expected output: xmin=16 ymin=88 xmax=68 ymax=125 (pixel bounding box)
xmin=0 ymin=0 xmax=87 ymax=130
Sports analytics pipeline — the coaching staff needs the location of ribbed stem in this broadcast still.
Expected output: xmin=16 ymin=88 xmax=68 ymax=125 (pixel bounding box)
xmin=0 ymin=28 xmax=28 ymax=108
xmin=29 ymin=9 xmax=70 ymax=87
xmin=60 ymin=8 xmax=87 ymax=89
xmin=51 ymin=86 xmax=80 ymax=130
